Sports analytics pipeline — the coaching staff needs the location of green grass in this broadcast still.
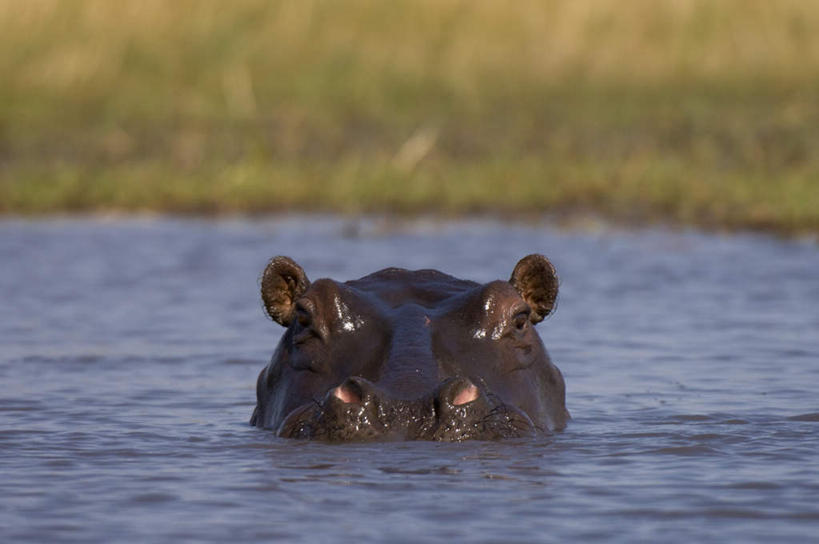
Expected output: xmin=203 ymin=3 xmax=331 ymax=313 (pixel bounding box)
xmin=1 ymin=1 xmax=818 ymax=234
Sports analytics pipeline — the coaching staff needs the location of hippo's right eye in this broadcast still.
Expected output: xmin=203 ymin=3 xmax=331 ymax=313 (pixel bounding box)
xmin=294 ymin=300 xmax=314 ymax=328
xmin=296 ymin=308 xmax=311 ymax=327
xmin=293 ymin=310 xmax=316 ymax=346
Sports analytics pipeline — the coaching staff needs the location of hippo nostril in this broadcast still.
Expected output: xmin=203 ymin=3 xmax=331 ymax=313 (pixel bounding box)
xmin=452 ymin=382 xmax=479 ymax=406
xmin=436 ymin=378 xmax=481 ymax=408
xmin=332 ymin=385 xmax=360 ymax=404
xmin=331 ymin=378 xmax=365 ymax=404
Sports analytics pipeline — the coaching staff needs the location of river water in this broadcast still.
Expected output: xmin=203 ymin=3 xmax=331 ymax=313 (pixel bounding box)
xmin=1 ymin=216 xmax=817 ymax=543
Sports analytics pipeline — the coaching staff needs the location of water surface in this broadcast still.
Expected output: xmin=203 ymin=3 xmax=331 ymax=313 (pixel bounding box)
xmin=1 ymin=217 xmax=818 ymax=542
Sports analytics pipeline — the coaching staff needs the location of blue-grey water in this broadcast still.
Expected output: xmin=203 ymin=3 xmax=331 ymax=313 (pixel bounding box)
xmin=1 ymin=216 xmax=818 ymax=543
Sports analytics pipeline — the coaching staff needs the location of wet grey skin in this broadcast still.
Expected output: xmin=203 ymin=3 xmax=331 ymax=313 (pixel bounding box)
xmin=251 ymin=255 xmax=570 ymax=442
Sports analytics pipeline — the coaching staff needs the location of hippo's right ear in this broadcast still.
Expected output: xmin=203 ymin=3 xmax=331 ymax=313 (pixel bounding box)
xmin=261 ymin=256 xmax=310 ymax=326
xmin=510 ymin=254 xmax=559 ymax=324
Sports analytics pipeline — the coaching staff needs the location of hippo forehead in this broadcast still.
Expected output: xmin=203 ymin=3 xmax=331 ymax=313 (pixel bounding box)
xmin=344 ymin=267 xmax=480 ymax=309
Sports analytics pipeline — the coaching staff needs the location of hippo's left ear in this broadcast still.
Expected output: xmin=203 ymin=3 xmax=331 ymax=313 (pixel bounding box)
xmin=261 ymin=256 xmax=310 ymax=326
xmin=510 ymin=254 xmax=559 ymax=324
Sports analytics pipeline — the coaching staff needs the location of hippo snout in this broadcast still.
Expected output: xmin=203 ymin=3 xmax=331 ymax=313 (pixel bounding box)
xmin=276 ymin=376 xmax=536 ymax=442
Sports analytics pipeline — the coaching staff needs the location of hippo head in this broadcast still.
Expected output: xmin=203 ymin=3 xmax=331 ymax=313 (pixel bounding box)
xmin=250 ymin=255 xmax=569 ymax=441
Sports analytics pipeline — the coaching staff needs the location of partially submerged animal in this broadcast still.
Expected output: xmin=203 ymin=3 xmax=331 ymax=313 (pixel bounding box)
xmin=251 ymin=255 xmax=569 ymax=441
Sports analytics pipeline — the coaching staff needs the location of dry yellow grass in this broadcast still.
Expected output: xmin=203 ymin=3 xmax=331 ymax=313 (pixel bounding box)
xmin=1 ymin=1 xmax=818 ymax=233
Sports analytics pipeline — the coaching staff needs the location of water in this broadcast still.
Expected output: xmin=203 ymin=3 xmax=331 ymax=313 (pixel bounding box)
xmin=1 ymin=216 xmax=818 ymax=543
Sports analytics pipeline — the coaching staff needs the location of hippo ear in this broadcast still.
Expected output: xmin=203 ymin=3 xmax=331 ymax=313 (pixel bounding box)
xmin=261 ymin=256 xmax=310 ymax=326
xmin=509 ymin=254 xmax=559 ymax=324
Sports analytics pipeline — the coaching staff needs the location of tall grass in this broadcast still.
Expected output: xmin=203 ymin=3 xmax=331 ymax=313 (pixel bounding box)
xmin=1 ymin=0 xmax=818 ymax=233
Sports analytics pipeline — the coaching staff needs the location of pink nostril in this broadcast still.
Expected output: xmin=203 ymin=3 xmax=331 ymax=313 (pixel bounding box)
xmin=452 ymin=383 xmax=479 ymax=406
xmin=332 ymin=384 xmax=362 ymax=404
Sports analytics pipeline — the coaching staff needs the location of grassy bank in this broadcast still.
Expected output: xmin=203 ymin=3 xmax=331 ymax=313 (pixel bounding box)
xmin=2 ymin=1 xmax=818 ymax=234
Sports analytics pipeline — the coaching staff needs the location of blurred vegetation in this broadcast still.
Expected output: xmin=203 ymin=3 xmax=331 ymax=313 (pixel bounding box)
xmin=1 ymin=0 xmax=818 ymax=234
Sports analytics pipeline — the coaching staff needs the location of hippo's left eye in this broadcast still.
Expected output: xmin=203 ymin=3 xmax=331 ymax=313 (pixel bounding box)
xmin=513 ymin=310 xmax=530 ymax=331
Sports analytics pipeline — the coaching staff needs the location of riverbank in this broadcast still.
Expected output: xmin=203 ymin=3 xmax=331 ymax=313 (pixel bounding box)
xmin=2 ymin=1 xmax=817 ymax=235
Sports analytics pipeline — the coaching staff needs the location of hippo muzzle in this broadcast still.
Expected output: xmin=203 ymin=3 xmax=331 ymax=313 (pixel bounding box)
xmin=277 ymin=376 xmax=536 ymax=441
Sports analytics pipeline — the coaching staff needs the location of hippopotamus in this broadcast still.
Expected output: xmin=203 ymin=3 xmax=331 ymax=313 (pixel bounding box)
xmin=250 ymin=255 xmax=569 ymax=441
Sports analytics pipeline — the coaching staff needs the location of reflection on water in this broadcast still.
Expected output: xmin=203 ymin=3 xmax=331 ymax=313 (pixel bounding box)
xmin=1 ymin=216 xmax=818 ymax=543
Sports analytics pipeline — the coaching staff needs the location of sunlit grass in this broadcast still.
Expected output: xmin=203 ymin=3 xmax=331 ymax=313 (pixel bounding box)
xmin=1 ymin=0 xmax=818 ymax=234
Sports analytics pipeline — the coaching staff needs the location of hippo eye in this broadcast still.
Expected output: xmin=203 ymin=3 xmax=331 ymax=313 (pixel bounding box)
xmin=294 ymin=301 xmax=313 ymax=327
xmin=293 ymin=304 xmax=318 ymax=346
xmin=513 ymin=310 xmax=530 ymax=331
xmin=296 ymin=309 xmax=311 ymax=328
